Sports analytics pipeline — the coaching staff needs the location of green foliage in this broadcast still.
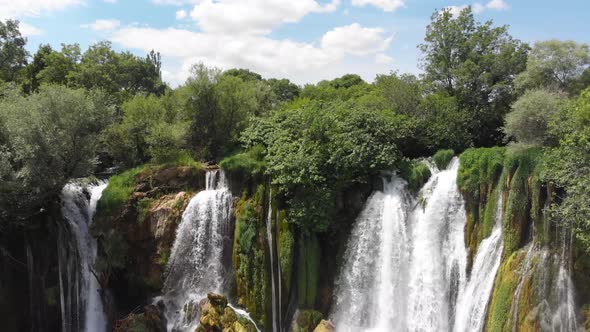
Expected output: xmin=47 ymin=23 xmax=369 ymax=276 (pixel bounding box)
xmin=219 ymin=146 xmax=266 ymax=176
xmin=300 ymin=74 xmax=372 ymax=101
xmin=515 ymin=40 xmax=590 ymax=95
xmin=0 ymin=20 xmax=28 ymax=83
xmin=504 ymin=89 xmax=564 ymax=146
xmin=97 ymin=165 xmax=147 ymax=217
xmin=136 ymin=198 xmax=154 ymax=225
xmin=420 ymin=7 xmax=529 ymax=146
xmin=297 ymin=233 xmax=320 ymax=308
xmin=277 ymin=210 xmax=294 ymax=294
xmin=183 ymin=64 xmax=274 ymax=161
xmin=433 ymin=149 xmax=455 ymax=170
xmin=104 ymin=93 xmax=189 ymax=167
xmin=543 ymin=88 xmax=590 ymax=253
xmin=486 ymin=251 xmax=522 ymax=332
xmin=374 ymin=72 xmax=423 ymax=116
xmin=233 ymin=188 xmax=269 ymax=326
xmin=0 ymin=85 xmax=115 ymax=224
xmin=458 ymin=147 xmax=506 ymax=200
xmin=399 ymin=160 xmax=432 ymax=193
xmin=241 ymin=99 xmax=413 ymax=232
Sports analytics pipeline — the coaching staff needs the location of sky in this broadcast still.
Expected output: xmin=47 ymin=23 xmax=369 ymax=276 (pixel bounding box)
xmin=3 ymin=0 xmax=589 ymax=87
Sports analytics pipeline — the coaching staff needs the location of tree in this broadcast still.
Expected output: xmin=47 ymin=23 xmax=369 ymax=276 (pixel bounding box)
xmin=24 ymin=44 xmax=53 ymax=92
xmin=267 ymin=78 xmax=300 ymax=103
xmin=543 ymin=88 xmax=590 ymax=252
xmin=374 ymin=72 xmax=423 ymax=116
xmin=515 ymin=40 xmax=590 ymax=95
xmin=420 ymin=7 xmax=529 ymax=146
xmin=504 ymin=89 xmax=563 ymax=146
xmin=0 ymin=86 xmax=115 ymax=225
xmin=37 ymin=44 xmax=81 ymax=86
xmin=0 ymin=20 xmax=28 ymax=83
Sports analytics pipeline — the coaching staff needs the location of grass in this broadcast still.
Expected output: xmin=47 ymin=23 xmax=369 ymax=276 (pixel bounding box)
xmin=433 ymin=149 xmax=455 ymax=170
xmin=219 ymin=145 xmax=266 ymax=176
xmin=458 ymin=147 xmax=506 ymax=199
xmin=399 ymin=160 xmax=432 ymax=193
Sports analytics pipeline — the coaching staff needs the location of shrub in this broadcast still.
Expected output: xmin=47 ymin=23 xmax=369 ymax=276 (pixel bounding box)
xmin=433 ymin=149 xmax=455 ymax=170
xmin=399 ymin=160 xmax=432 ymax=193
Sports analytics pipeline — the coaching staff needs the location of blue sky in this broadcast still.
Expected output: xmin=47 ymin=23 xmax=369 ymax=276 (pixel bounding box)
xmin=5 ymin=0 xmax=590 ymax=86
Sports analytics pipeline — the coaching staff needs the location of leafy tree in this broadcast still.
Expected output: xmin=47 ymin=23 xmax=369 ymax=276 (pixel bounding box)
xmin=182 ymin=64 xmax=273 ymax=161
xmin=374 ymin=72 xmax=423 ymax=117
xmin=222 ymin=68 xmax=263 ymax=82
xmin=267 ymin=78 xmax=300 ymax=103
xmin=420 ymin=7 xmax=529 ymax=146
xmin=301 ymin=74 xmax=372 ymax=101
xmin=0 ymin=85 xmax=115 ymax=225
xmin=0 ymin=20 xmax=28 ymax=83
xmin=515 ymin=40 xmax=590 ymax=95
xmin=37 ymin=43 xmax=81 ymax=86
xmin=24 ymin=44 xmax=53 ymax=92
xmin=504 ymin=89 xmax=564 ymax=146
xmin=240 ymin=99 xmax=414 ymax=232
xmin=543 ymin=88 xmax=590 ymax=252
xmin=104 ymin=93 xmax=188 ymax=166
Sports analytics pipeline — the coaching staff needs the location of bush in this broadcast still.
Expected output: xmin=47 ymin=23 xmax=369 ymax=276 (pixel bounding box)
xmin=399 ymin=160 xmax=432 ymax=193
xmin=433 ymin=149 xmax=455 ymax=170
xmin=219 ymin=145 xmax=266 ymax=176
xmin=97 ymin=165 xmax=147 ymax=217
xmin=504 ymin=89 xmax=563 ymax=146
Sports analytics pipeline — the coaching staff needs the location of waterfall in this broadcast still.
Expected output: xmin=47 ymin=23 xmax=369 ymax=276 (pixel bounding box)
xmin=407 ymin=158 xmax=467 ymax=332
xmin=59 ymin=181 xmax=108 ymax=332
xmin=266 ymin=185 xmax=282 ymax=332
xmin=331 ymin=158 xmax=467 ymax=332
xmin=454 ymin=191 xmax=504 ymax=332
xmin=160 ymin=170 xmax=233 ymax=331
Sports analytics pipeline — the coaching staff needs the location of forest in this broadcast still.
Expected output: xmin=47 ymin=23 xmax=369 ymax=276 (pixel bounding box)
xmin=1 ymin=5 xmax=590 ymax=332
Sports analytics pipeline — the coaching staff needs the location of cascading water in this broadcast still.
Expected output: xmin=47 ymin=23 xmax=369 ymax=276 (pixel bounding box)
xmin=160 ymin=170 xmax=233 ymax=331
xmin=454 ymin=191 xmax=504 ymax=332
xmin=59 ymin=181 xmax=108 ymax=332
xmin=331 ymin=158 xmax=468 ymax=332
xmin=331 ymin=176 xmax=411 ymax=332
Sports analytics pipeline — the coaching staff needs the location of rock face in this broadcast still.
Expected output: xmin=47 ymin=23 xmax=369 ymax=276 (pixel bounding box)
xmin=196 ymin=293 xmax=258 ymax=332
xmin=313 ymin=320 xmax=336 ymax=332
xmin=94 ymin=165 xmax=205 ymax=321
xmin=114 ymin=304 xmax=167 ymax=332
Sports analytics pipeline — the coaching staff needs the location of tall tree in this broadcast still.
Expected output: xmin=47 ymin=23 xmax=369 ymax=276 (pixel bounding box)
xmin=0 ymin=20 xmax=28 ymax=83
xmin=515 ymin=40 xmax=590 ymax=95
xmin=419 ymin=7 xmax=529 ymax=146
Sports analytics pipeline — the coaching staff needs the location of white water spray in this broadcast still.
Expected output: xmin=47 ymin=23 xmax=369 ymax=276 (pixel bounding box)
xmin=59 ymin=181 xmax=108 ymax=332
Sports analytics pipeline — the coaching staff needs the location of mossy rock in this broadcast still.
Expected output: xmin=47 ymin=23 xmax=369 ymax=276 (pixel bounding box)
xmin=291 ymin=310 xmax=323 ymax=332
xmin=433 ymin=149 xmax=454 ymax=170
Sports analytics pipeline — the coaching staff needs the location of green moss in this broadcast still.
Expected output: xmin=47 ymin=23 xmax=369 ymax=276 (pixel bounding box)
xmin=297 ymin=233 xmax=320 ymax=308
xmin=487 ymin=251 xmax=523 ymax=332
xmin=277 ymin=210 xmax=294 ymax=296
xmin=232 ymin=185 xmax=270 ymax=329
xmin=433 ymin=149 xmax=455 ymax=170
xmin=97 ymin=165 xmax=148 ymax=217
xmin=292 ymin=310 xmax=323 ymax=332
xmin=136 ymin=198 xmax=154 ymax=225
xmin=458 ymin=147 xmax=506 ymax=200
xmin=399 ymin=160 xmax=432 ymax=193
xmin=45 ymin=287 xmax=58 ymax=306
xmin=220 ymin=145 xmax=266 ymax=176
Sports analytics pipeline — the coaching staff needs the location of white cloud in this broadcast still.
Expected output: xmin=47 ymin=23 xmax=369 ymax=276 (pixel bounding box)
xmin=189 ymin=0 xmax=340 ymax=35
xmin=175 ymin=9 xmax=187 ymax=20
xmin=449 ymin=0 xmax=510 ymax=16
xmin=104 ymin=0 xmax=117 ymax=3
xmin=152 ymin=0 xmax=198 ymax=5
xmin=351 ymin=0 xmax=404 ymax=12
xmin=81 ymin=19 xmax=120 ymax=31
xmin=111 ymin=22 xmax=392 ymax=86
xmin=19 ymin=22 xmax=43 ymax=36
xmin=486 ymin=0 xmax=509 ymax=10
xmin=0 ymin=0 xmax=82 ymax=19
xmin=445 ymin=5 xmax=468 ymax=18
xmin=321 ymin=23 xmax=392 ymax=56
xmin=375 ymin=53 xmax=393 ymax=64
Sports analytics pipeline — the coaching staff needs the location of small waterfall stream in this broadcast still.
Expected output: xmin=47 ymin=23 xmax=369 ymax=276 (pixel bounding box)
xmin=266 ymin=185 xmax=282 ymax=332
xmin=454 ymin=191 xmax=504 ymax=332
xmin=59 ymin=181 xmax=108 ymax=332
xmin=160 ymin=170 xmax=233 ymax=331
